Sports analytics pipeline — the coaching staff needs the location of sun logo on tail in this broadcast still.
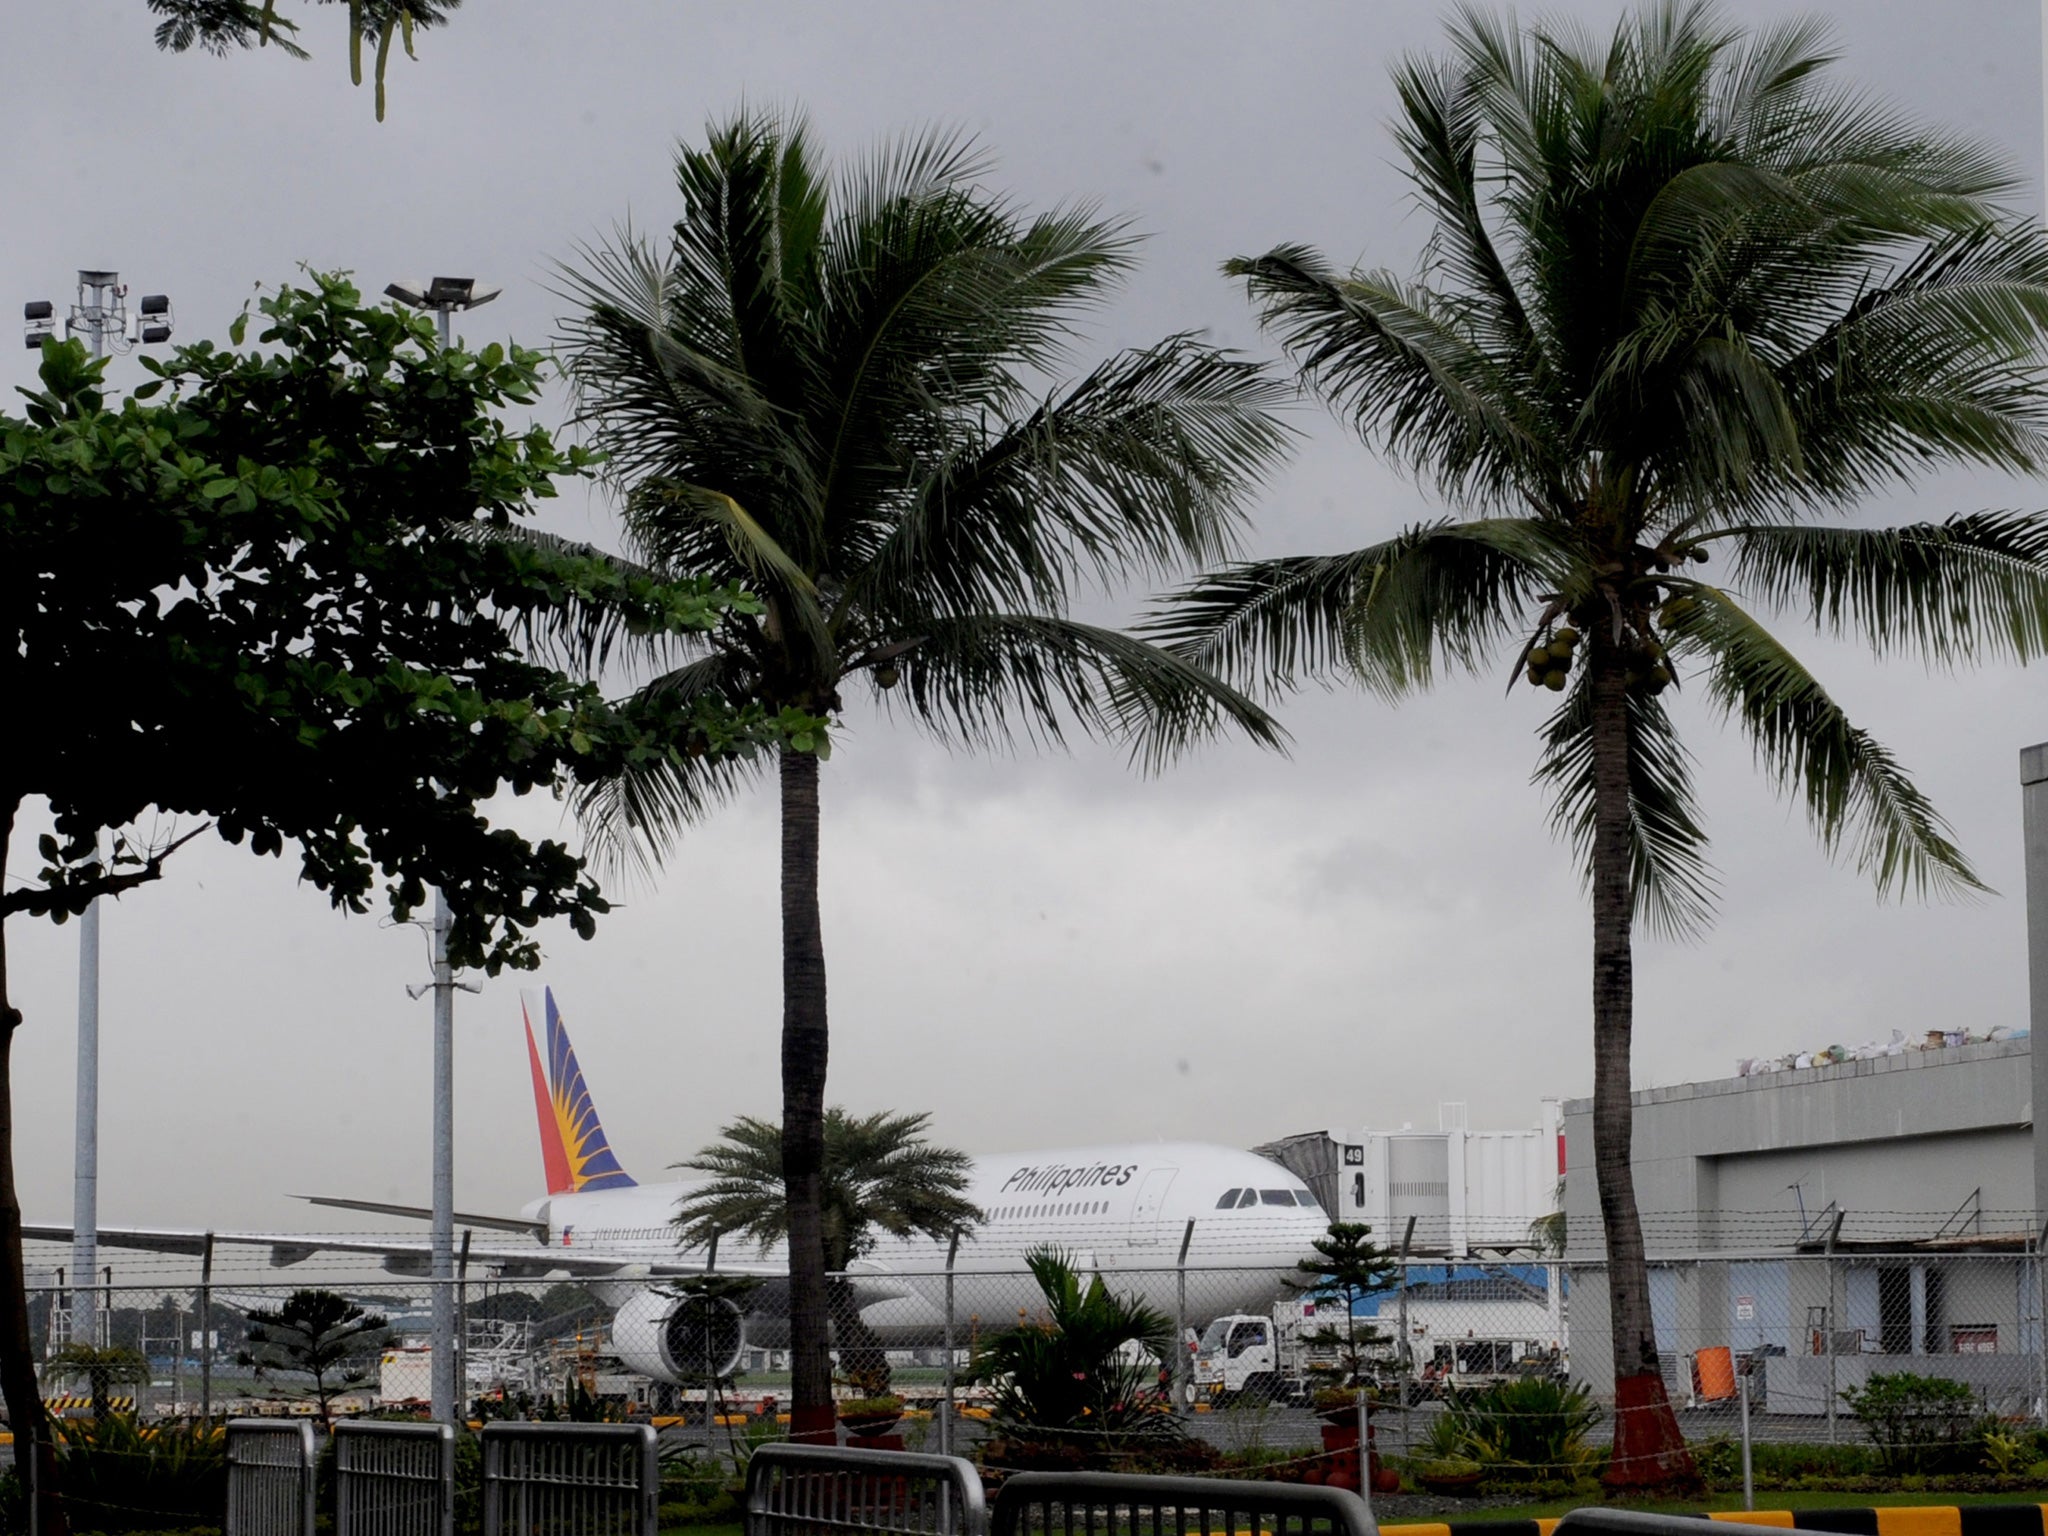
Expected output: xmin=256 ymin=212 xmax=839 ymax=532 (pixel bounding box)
xmin=523 ymin=989 xmax=637 ymax=1196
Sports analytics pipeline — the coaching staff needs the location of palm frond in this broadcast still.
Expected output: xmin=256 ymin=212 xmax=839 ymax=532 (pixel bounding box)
xmin=1665 ymin=585 xmax=1983 ymax=900
xmin=1769 ymin=222 xmax=2048 ymax=505
xmin=1147 ymin=520 xmax=1564 ymax=699
xmin=570 ymin=653 xmax=771 ymax=880
xmin=1531 ymin=674 xmax=1717 ymax=940
xmin=1720 ymin=510 xmax=2048 ymax=664
xmin=1226 ymin=247 xmax=1544 ymax=509
xmin=859 ymin=337 xmax=1292 ymax=621
xmin=452 ymin=522 xmax=693 ymax=676
xmin=891 ymin=613 xmax=1286 ymax=771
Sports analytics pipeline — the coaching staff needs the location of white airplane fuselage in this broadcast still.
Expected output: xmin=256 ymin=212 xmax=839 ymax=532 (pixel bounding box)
xmin=528 ymin=1141 xmax=1329 ymax=1341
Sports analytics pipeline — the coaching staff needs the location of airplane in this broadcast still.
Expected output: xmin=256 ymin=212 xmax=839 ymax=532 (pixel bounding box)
xmin=30 ymin=989 xmax=1333 ymax=1385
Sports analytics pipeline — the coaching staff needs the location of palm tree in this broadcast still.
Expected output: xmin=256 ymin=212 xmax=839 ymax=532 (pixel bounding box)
xmin=44 ymin=1345 xmax=149 ymax=1422
xmin=1151 ymin=2 xmax=2048 ymax=1489
xmin=557 ymin=109 xmax=1290 ymax=1434
xmin=674 ymin=1108 xmax=981 ymax=1272
xmin=674 ymin=1107 xmax=981 ymax=1393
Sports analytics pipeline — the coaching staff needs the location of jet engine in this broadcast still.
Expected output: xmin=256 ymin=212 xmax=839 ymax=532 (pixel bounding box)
xmin=610 ymin=1289 xmax=746 ymax=1384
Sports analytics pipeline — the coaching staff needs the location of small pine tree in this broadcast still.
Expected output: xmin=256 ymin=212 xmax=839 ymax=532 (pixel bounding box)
xmin=240 ymin=1290 xmax=391 ymax=1427
xmin=1286 ymin=1223 xmax=1396 ymax=1396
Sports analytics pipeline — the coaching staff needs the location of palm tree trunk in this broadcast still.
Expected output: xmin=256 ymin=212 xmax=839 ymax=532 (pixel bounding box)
xmin=1587 ymin=647 xmax=1697 ymax=1492
xmin=0 ymin=811 xmax=66 ymax=1532
xmin=778 ymin=747 xmax=834 ymax=1440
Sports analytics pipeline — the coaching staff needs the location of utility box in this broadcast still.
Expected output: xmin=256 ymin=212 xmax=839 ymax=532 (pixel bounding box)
xmin=378 ymin=1346 xmax=433 ymax=1406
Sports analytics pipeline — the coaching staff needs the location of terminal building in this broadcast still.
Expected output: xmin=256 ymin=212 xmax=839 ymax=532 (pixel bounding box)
xmin=1559 ymin=1034 xmax=2041 ymax=1413
xmin=1549 ymin=740 xmax=2048 ymax=1413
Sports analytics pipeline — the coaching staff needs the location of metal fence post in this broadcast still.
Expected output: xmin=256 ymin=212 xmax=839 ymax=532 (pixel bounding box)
xmin=1395 ymin=1215 xmax=1415 ymax=1460
xmin=2035 ymin=1222 xmax=2048 ymax=1426
xmin=1824 ymin=1214 xmax=1843 ymax=1445
xmin=1174 ymin=1220 xmax=1194 ymax=1417
xmin=1737 ymin=1356 xmax=1754 ymax=1511
xmin=200 ymin=1232 xmax=214 ymax=1425
xmin=940 ymin=1230 xmax=961 ymax=1458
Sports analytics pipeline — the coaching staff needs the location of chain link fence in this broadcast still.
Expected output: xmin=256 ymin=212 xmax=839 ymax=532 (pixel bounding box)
xmin=16 ymin=1243 xmax=2048 ymax=1476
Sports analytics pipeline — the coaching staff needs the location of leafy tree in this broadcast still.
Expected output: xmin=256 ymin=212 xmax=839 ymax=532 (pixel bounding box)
xmin=673 ymin=1108 xmax=980 ymax=1393
xmin=44 ymin=1345 xmax=149 ymax=1421
xmin=557 ymin=109 xmax=1290 ymax=1430
xmin=239 ymin=1290 xmax=391 ymax=1426
xmin=145 ymin=0 xmax=459 ymax=118
xmin=1286 ymin=1222 xmax=1395 ymax=1396
xmin=967 ymin=1247 xmax=1178 ymax=1455
xmin=1153 ymin=2 xmax=2048 ymax=1488
xmin=1 ymin=274 xmax=782 ymax=1518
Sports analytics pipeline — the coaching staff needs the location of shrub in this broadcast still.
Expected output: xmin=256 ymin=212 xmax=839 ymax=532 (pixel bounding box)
xmin=51 ymin=1417 xmax=227 ymax=1532
xmin=968 ymin=1248 xmax=1182 ymax=1462
xmin=1417 ymin=1375 xmax=1601 ymax=1482
xmin=1839 ymin=1372 xmax=1984 ymax=1474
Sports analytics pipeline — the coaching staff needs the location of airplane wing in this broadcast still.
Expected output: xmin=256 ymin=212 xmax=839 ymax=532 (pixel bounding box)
xmin=293 ymin=1195 xmax=547 ymax=1238
xmin=21 ymin=1223 xmax=780 ymax=1282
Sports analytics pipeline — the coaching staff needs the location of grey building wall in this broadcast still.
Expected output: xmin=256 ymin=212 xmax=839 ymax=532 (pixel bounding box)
xmin=1559 ymin=1040 xmax=2036 ymax=1402
xmin=1561 ymin=1038 xmax=2034 ymax=1262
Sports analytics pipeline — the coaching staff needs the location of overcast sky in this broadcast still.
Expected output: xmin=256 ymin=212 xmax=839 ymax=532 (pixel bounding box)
xmin=5 ymin=0 xmax=2046 ymax=1242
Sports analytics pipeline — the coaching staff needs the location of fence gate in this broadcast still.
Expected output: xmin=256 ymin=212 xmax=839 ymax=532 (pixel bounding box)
xmin=481 ymin=1421 xmax=659 ymax=1536
xmin=336 ymin=1420 xmax=455 ymax=1536
xmin=745 ymin=1442 xmax=988 ymax=1536
xmin=224 ymin=1420 xmax=317 ymax=1536
xmin=992 ymin=1470 xmax=1377 ymax=1536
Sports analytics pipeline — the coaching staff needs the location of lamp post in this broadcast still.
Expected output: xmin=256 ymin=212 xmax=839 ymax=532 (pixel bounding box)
xmin=385 ymin=275 xmax=498 ymax=1426
xmin=23 ymin=270 xmax=176 ymax=1354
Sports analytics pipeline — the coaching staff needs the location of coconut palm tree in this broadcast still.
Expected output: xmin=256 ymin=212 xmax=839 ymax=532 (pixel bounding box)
xmin=1150 ymin=2 xmax=2048 ymax=1488
xmin=674 ymin=1107 xmax=982 ymax=1393
xmin=556 ymin=109 xmax=1290 ymax=1434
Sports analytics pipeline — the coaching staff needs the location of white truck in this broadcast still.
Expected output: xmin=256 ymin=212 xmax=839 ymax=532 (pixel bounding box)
xmin=1189 ymin=1298 xmax=1378 ymax=1404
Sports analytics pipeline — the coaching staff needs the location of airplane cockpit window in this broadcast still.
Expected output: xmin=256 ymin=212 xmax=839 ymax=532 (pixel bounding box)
xmin=1292 ymin=1189 xmax=1318 ymax=1207
xmin=1259 ymin=1189 xmax=1293 ymax=1206
xmin=1236 ymin=1189 xmax=1260 ymax=1208
xmin=1215 ymin=1189 xmax=1242 ymax=1209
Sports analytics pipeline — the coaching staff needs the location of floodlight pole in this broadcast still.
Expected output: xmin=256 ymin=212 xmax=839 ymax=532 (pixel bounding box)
xmin=386 ymin=277 xmax=495 ymax=1426
xmin=24 ymin=268 xmax=178 ymax=1359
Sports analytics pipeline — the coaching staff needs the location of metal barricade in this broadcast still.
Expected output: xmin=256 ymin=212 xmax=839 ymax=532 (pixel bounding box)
xmin=745 ymin=1442 xmax=988 ymax=1536
xmin=992 ymin=1470 xmax=1376 ymax=1536
xmin=1555 ymin=1513 xmax=1714 ymax=1536
xmin=335 ymin=1420 xmax=455 ymax=1536
xmin=224 ymin=1420 xmax=317 ymax=1536
xmin=481 ymin=1421 xmax=659 ymax=1536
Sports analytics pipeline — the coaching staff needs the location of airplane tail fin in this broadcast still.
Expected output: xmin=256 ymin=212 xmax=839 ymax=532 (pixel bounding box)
xmin=522 ymin=989 xmax=637 ymax=1197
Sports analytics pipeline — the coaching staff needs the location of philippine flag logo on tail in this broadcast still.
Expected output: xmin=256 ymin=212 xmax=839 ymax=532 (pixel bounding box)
xmin=522 ymin=988 xmax=637 ymax=1196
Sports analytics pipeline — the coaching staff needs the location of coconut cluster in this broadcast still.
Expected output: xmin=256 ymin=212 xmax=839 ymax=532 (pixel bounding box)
xmin=1524 ymin=625 xmax=1579 ymax=690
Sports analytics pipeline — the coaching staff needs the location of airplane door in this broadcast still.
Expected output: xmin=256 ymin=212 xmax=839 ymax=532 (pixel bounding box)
xmin=1128 ymin=1168 xmax=1177 ymax=1246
